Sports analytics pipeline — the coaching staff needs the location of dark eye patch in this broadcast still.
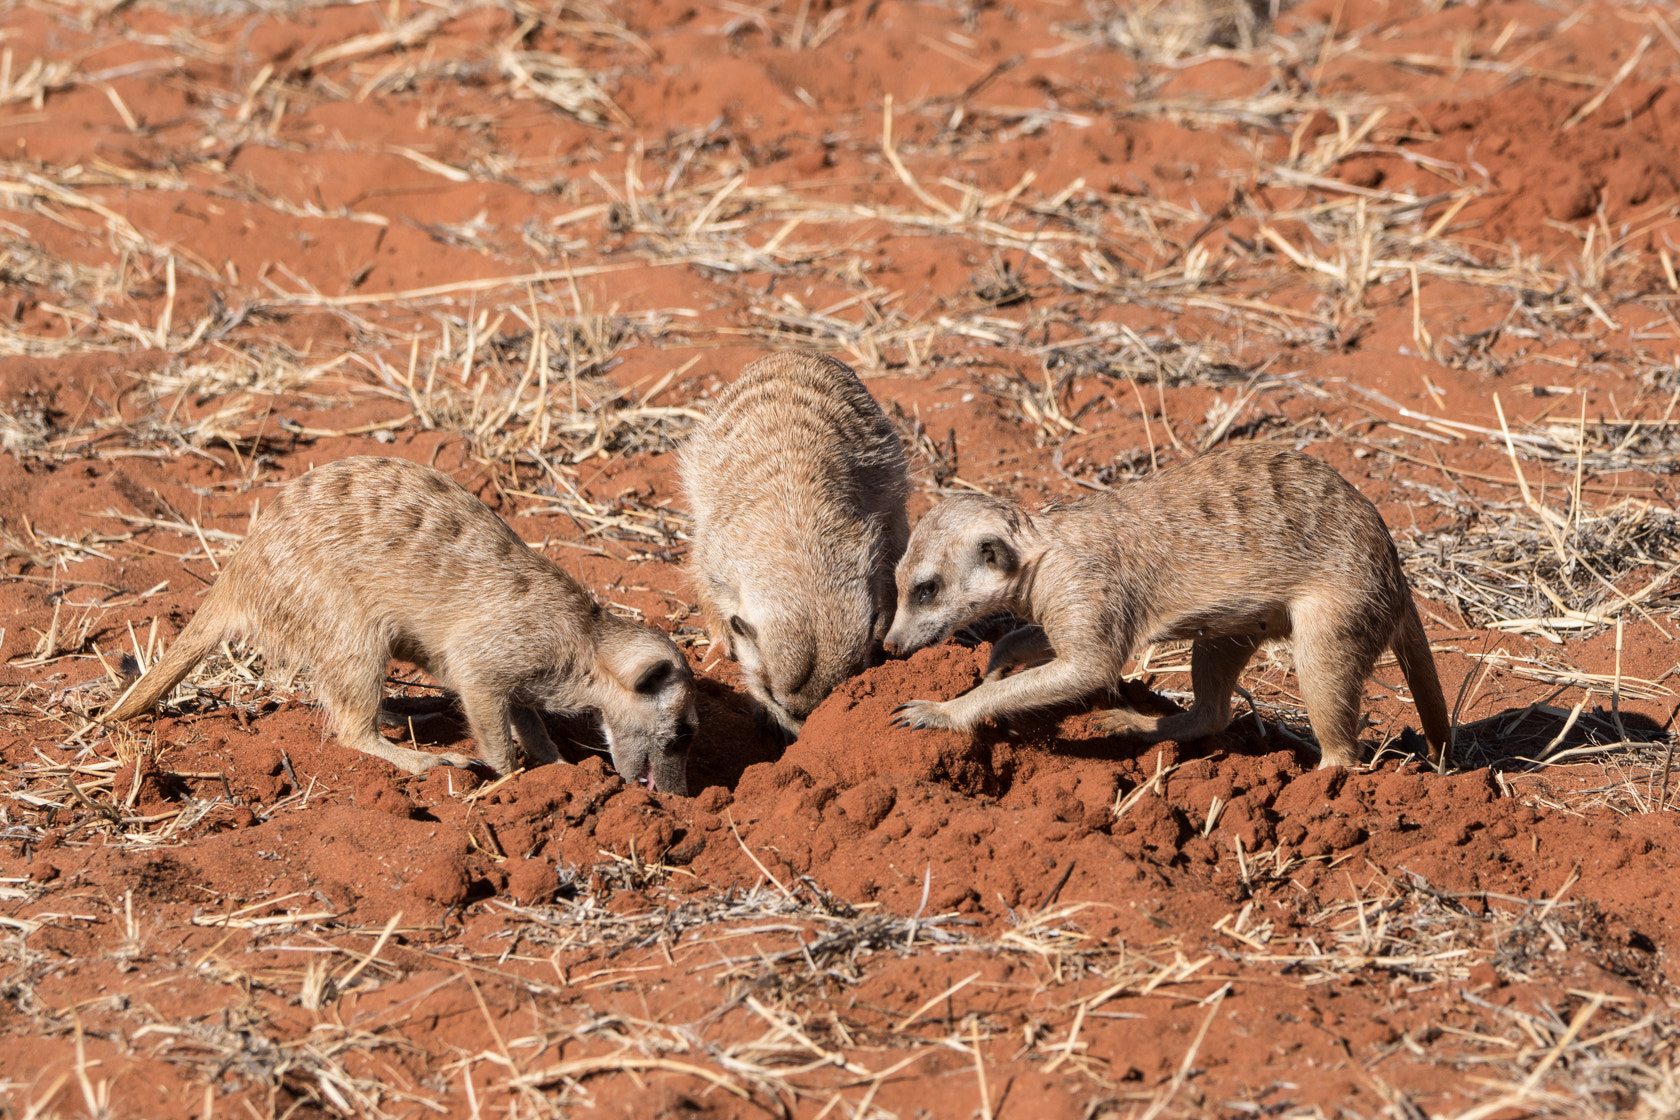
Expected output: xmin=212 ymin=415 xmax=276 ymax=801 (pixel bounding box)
xmin=634 ymin=660 xmax=673 ymax=695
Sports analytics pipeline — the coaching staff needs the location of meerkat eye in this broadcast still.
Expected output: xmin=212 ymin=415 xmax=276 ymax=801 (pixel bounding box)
xmin=729 ymin=615 xmax=756 ymax=641
xmin=914 ymin=579 xmax=939 ymax=606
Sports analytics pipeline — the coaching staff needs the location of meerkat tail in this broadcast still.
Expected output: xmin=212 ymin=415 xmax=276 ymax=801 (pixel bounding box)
xmin=1390 ymin=605 xmax=1452 ymax=768
xmin=103 ymin=598 xmax=232 ymax=722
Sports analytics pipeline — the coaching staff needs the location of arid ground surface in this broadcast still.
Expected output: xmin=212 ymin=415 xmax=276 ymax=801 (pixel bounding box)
xmin=4 ymin=0 xmax=1680 ymax=1116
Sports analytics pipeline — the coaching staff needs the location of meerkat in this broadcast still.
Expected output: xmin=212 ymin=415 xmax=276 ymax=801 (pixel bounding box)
xmin=680 ymin=351 xmax=910 ymax=736
xmin=882 ymin=445 xmax=1451 ymax=769
xmin=104 ymin=457 xmax=697 ymax=790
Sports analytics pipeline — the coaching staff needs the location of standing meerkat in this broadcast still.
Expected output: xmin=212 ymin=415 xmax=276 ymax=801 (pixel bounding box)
xmin=882 ymin=445 xmax=1451 ymax=769
xmin=104 ymin=457 xmax=697 ymax=790
xmin=680 ymin=351 xmax=910 ymax=736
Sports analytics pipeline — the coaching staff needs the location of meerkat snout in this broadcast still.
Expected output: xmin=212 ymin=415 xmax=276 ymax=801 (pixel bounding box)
xmin=725 ymin=603 xmax=834 ymax=736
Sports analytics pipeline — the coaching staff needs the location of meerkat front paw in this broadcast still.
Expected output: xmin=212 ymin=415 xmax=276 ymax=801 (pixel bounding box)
xmin=890 ymin=699 xmax=963 ymax=731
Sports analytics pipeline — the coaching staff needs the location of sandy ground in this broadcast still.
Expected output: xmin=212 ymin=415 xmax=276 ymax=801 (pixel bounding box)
xmin=3 ymin=0 xmax=1680 ymax=1116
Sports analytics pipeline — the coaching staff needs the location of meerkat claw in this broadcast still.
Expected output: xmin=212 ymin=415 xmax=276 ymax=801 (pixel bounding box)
xmin=891 ymin=700 xmax=951 ymax=730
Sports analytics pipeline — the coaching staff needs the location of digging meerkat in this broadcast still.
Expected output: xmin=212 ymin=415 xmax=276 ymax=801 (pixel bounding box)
xmin=104 ymin=457 xmax=697 ymax=790
xmin=680 ymin=351 xmax=910 ymax=736
xmin=882 ymin=445 xmax=1452 ymax=769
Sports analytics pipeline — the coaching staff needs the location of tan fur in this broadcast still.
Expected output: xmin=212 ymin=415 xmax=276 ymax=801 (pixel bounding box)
xmin=882 ymin=445 xmax=1451 ymax=769
xmin=105 ymin=457 xmax=697 ymax=789
xmin=679 ymin=352 xmax=910 ymax=735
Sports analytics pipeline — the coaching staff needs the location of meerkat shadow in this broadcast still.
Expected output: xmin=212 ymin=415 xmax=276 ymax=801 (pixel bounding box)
xmin=1060 ymin=693 xmax=1671 ymax=774
xmin=541 ymin=710 xmax=631 ymax=768
xmin=981 ymin=705 xmax=1259 ymax=770
xmin=1447 ymin=702 xmax=1670 ymax=773
xmin=973 ymin=677 xmax=1348 ymax=771
xmin=377 ymin=691 xmax=464 ymax=744
xmin=376 ymin=691 xmax=617 ymax=771
xmin=953 ymin=612 xmax=1029 ymax=650
xmin=379 ymin=692 xmax=456 ymax=719
xmin=685 ymin=676 xmax=791 ymax=792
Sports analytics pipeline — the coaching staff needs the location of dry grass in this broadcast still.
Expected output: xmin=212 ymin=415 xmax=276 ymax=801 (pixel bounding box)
xmin=1397 ymin=499 xmax=1680 ymax=635
xmin=1076 ymin=0 xmax=1273 ymax=59
xmin=4 ymin=703 xmax=1678 ymax=1119
xmin=8 ymin=842 xmax=1666 ymax=1120
xmin=3 ymin=1 xmax=1680 ymax=1116
xmin=0 ymin=54 xmax=1664 ymax=493
xmin=1214 ymin=866 xmax=1680 ymax=1120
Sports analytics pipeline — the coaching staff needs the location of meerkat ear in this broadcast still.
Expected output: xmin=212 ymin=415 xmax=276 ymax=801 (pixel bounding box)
xmin=729 ymin=615 xmax=757 ymax=642
xmin=977 ymin=537 xmax=1017 ymax=573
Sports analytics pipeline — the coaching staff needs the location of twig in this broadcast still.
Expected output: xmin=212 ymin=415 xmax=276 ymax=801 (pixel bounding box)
xmin=1139 ymin=988 xmax=1225 ymax=1120
xmin=1560 ymin=35 xmax=1653 ymax=128
xmin=727 ymin=811 xmax=793 ymax=900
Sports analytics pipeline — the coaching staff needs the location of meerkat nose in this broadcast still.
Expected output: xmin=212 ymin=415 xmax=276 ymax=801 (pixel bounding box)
xmin=882 ymin=638 xmax=903 ymax=657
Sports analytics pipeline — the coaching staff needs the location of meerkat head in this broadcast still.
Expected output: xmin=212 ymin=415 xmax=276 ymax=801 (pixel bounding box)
xmin=721 ymin=585 xmax=882 ymax=739
xmin=883 ymin=494 xmax=1026 ymax=657
xmin=725 ymin=608 xmax=807 ymax=737
xmin=707 ymin=509 xmax=900 ymax=741
xmin=587 ymin=614 xmax=697 ymax=794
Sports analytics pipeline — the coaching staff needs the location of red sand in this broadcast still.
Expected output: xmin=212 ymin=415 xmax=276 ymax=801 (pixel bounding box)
xmin=3 ymin=0 xmax=1680 ymax=1117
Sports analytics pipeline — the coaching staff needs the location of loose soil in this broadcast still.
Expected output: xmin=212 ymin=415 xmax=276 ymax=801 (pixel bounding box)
xmin=3 ymin=1 xmax=1680 ymax=1117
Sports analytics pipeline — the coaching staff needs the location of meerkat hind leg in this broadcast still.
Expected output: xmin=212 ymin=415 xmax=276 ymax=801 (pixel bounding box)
xmin=1290 ymin=612 xmax=1380 ymax=768
xmin=1092 ymin=635 xmax=1259 ymax=742
xmin=319 ymin=659 xmax=474 ymax=774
